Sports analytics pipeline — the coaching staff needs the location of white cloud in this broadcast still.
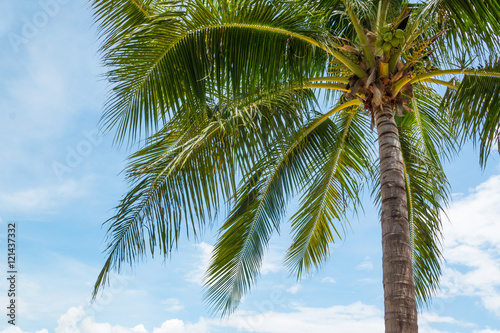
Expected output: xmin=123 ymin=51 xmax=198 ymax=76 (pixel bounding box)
xmin=356 ymin=256 xmax=374 ymax=271
xmin=0 ymin=177 xmax=93 ymax=213
xmin=2 ymin=303 xmax=493 ymax=333
xmin=260 ymin=247 xmax=283 ymax=275
xmin=445 ymin=175 xmax=500 ymax=247
xmin=53 ymin=306 xmax=160 ymax=333
xmin=419 ymin=312 xmax=474 ymax=327
xmin=438 ymin=174 xmax=500 ymax=317
xmin=286 ymin=284 xmax=302 ymax=294
xmin=161 ymin=298 xmax=184 ymax=312
xmin=321 ymin=276 xmax=336 ymax=284
xmin=0 ymin=307 xmax=207 ymax=333
xmin=0 ymin=328 xmax=47 ymax=333
xmin=77 ymin=317 xmax=151 ymax=333
xmin=55 ymin=306 xmax=86 ymax=333
xmin=217 ymin=301 xmax=384 ymax=333
xmin=185 ymin=242 xmax=213 ymax=285
xmin=152 ymin=319 xmax=208 ymax=333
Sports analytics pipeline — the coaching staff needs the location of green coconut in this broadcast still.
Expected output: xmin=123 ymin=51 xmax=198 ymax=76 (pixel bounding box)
xmin=391 ymin=39 xmax=400 ymax=47
xmin=383 ymin=32 xmax=393 ymax=42
xmin=382 ymin=42 xmax=392 ymax=52
xmin=395 ymin=29 xmax=405 ymax=39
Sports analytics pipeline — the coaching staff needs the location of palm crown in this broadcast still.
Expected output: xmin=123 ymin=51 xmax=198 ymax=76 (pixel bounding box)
xmin=91 ymin=0 xmax=500 ymax=331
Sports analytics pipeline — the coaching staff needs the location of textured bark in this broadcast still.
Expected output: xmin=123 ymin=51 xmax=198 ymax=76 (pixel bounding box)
xmin=375 ymin=104 xmax=418 ymax=332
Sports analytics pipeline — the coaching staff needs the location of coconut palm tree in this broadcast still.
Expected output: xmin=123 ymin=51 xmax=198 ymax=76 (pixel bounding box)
xmin=90 ymin=0 xmax=500 ymax=331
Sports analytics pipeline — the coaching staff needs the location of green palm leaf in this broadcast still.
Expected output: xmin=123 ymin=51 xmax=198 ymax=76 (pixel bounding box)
xmin=449 ymin=58 xmax=500 ymax=166
xmin=204 ymin=109 xmax=334 ymax=315
xmin=99 ymin=0 xmax=332 ymax=143
xmin=92 ymin=86 xmax=317 ymax=298
xmin=436 ymin=0 xmax=500 ymax=58
xmin=397 ymin=84 xmax=454 ymax=305
xmin=285 ymin=109 xmax=373 ymax=277
xmin=91 ymin=0 xmax=500 ymax=329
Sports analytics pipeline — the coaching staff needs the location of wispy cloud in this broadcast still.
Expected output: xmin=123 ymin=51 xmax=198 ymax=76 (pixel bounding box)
xmin=419 ymin=311 xmax=475 ymax=328
xmin=217 ymin=301 xmax=384 ymax=333
xmin=184 ymin=242 xmax=213 ymax=285
xmin=286 ymin=284 xmax=302 ymax=294
xmin=161 ymin=298 xmax=184 ymax=312
xmin=356 ymin=256 xmax=374 ymax=271
xmin=321 ymin=276 xmax=336 ymax=284
xmin=0 ymin=177 xmax=94 ymax=213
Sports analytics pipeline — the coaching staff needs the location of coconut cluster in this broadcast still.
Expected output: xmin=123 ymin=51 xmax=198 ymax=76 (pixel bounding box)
xmin=375 ymin=25 xmax=405 ymax=53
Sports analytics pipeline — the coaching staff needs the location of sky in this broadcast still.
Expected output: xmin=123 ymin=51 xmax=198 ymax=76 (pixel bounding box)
xmin=1 ymin=1 xmax=500 ymax=332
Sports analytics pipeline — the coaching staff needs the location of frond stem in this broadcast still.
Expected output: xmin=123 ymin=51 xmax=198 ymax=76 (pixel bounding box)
xmin=301 ymin=83 xmax=350 ymax=92
xmin=377 ymin=0 xmax=391 ymax=31
xmin=342 ymin=1 xmax=375 ymax=67
xmin=421 ymin=79 xmax=458 ymax=90
xmin=199 ymin=23 xmax=367 ymax=78
xmin=394 ymin=69 xmax=500 ymax=94
xmin=306 ymin=77 xmax=350 ymax=84
xmin=130 ymin=0 xmax=151 ymax=19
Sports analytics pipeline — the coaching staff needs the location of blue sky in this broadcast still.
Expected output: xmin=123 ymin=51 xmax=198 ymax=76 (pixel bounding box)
xmin=1 ymin=1 xmax=500 ymax=332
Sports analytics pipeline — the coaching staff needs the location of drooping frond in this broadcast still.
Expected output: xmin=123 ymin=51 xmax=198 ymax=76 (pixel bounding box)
xmin=90 ymin=0 xmax=162 ymax=50
xmin=446 ymin=58 xmax=500 ymax=166
xmin=433 ymin=0 xmax=500 ymax=60
xmin=93 ymin=88 xmax=316 ymax=298
xmin=203 ymin=100 xmax=363 ymax=315
xmin=397 ymin=84 xmax=454 ymax=305
xmin=203 ymin=126 xmax=315 ymax=315
xmin=285 ymin=108 xmax=373 ymax=278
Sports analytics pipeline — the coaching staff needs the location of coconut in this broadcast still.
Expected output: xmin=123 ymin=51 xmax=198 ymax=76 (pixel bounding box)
xmin=395 ymin=29 xmax=405 ymax=39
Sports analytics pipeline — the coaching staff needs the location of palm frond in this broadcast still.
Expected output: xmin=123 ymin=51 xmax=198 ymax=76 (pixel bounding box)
xmin=285 ymin=108 xmax=374 ymax=278
xmin=203 ymin=100 xmax=361 ymax=315
xmin=97 ymin=0 xmax=334 ymax=143
xmin=93 ymin=87 xmax=316 ymax=299
xmin=448 ymin=57 xmax=500 ymax=166
xmin=431 ymin=0 xmax=500 ymax=61
xmin=90 ymin=0 xmax=163 ymax=50
xmin=203 ymin=129 xmax=311 ymax=316
xmin=397 ymin=84 xmax=453 ymax=305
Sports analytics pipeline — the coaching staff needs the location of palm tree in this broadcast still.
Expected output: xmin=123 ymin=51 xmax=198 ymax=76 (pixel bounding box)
xmin=90 ymin=0 xmax=500 ymax=331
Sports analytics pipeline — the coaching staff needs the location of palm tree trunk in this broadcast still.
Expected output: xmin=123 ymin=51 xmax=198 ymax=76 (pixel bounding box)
xmin=375 ymin=104 xmax=418 ymax=332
